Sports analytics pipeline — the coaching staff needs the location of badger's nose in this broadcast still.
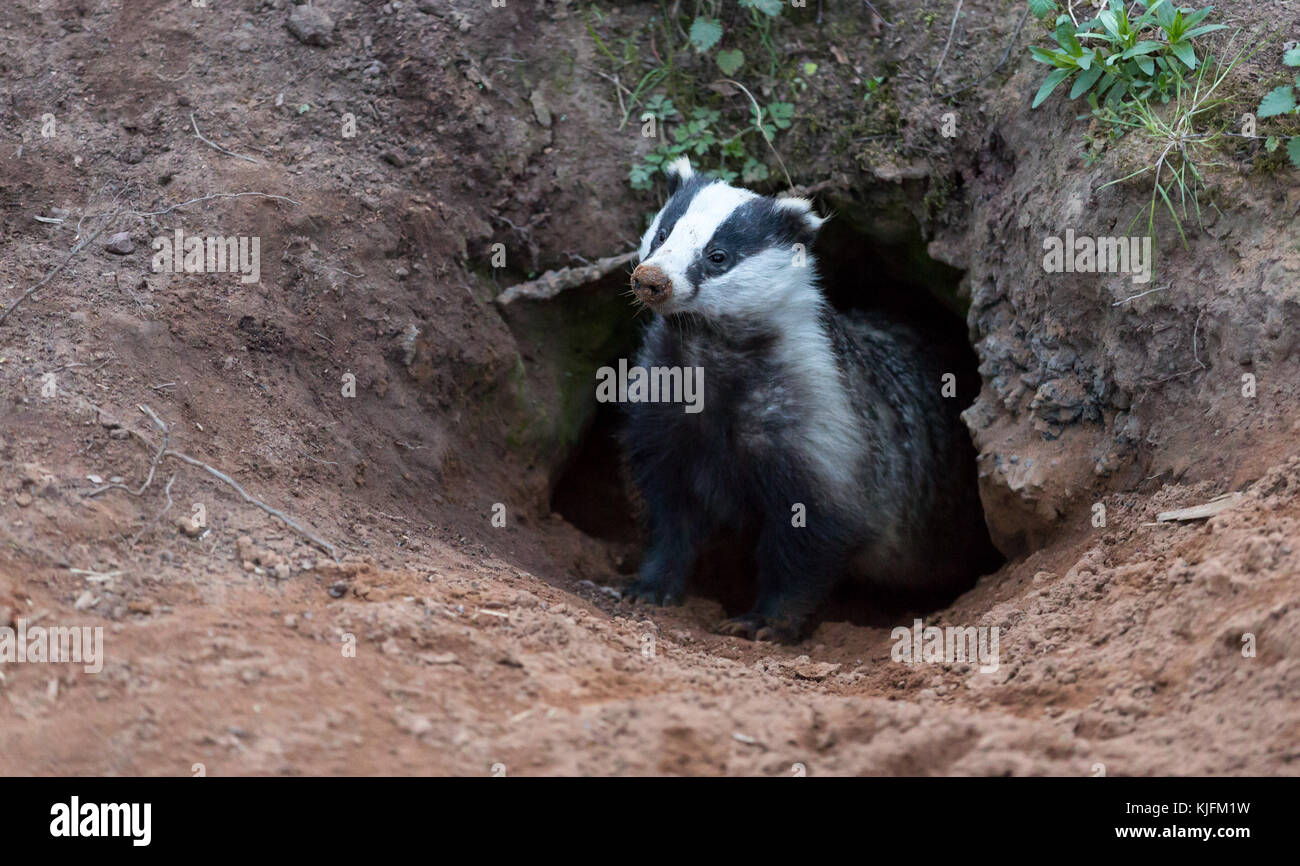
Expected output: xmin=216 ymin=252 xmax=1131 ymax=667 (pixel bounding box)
xmin=631 ymin=264 xmax=672 ymax=305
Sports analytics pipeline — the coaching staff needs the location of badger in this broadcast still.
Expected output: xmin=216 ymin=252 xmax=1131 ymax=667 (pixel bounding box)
xmin=620 ymin=157 xmax=997 ymax=642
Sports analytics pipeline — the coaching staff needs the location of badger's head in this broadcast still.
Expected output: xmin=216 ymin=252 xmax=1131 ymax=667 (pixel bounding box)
xmin=631 ymin=157 xmax=826 ymax=325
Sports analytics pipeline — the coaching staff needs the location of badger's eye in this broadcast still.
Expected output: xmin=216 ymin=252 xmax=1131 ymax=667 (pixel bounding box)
xmin=708 ymin=250 xmax=727 ymax=264
xmin=656 ymin=228 xmax=667 ymax=244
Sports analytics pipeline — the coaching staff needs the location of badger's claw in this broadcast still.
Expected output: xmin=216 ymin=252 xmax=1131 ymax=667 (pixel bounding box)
xmin=715 ymin=613 xmax=800 ymax=644
xmin=621 ymin=578 xmax=683 ymax=606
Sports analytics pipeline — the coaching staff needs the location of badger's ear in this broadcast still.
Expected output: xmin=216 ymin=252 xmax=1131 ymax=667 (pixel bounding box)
xmin=774 ymin=195 xmax=827 ymax=238
xmin=665 ymin=156 xmax=694 ymax=196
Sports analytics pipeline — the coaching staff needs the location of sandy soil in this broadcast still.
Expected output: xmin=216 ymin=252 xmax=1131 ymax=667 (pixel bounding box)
xmin=0 ymin=0 xmax=1297 ymax=775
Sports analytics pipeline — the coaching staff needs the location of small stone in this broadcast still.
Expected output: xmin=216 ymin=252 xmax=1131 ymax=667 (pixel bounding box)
xmin=127 ymin=600 xmax=152 ymax=614
xmin=273 ymin=562 xmax=291 ymax=580
xmin=529 ymin=90 xmax=553 ymax=128
xmin=104 ymin=232 xmax=134 ymax=255
xmin=395 ymin=710 xmax=433 ymax=737
xmin=328 ymin=582 xmax=347 ymax=598
xmin=286 ymin=5 xmax=334 ymax=46
xmin=74 ymin=591 xmax=96 ymax=610
xmin=174 ymin=515 xmax=203 ymax=538
xmin=283 ymin=614 xmax=298 ymax=629
xmin=14 ymin=492 xmax=32 ymax=507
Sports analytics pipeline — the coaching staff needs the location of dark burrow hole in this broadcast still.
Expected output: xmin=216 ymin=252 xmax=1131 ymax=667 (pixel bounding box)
xmin=549 ymin=194 xmax=1004 ymax=626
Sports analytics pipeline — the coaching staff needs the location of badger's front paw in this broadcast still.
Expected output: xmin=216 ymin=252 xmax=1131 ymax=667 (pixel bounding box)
xmin=715 ymin=612 xmax=801 ymax=644
xmin=621 ymin=574 xmax=684 ymax=606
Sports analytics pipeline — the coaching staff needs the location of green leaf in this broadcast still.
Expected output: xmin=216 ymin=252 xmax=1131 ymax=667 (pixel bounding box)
xmin=1029 ymin=46 xmax=1073 ymax=68
xmin=739 ymin=0 xmax=784 ymax=16
xmin=1122 ymin=41 xmax=1162 ymax=58
xmin=688 ymin=17 xmax=722 ymax=53
xmin=630 ymin=164 xmax=654 ymax=190
xmin=1181 ymin=24 xmax=1225 ymax=39
xmin=1054 ymin=22 xmax=1083 ymax=55
xmin=691 ymin=106 xmax=721 ymax=125
xmin=1097 ymin=10 xmax=1120 ymax=38
xmin=715 ymin=48 xmax=745 ymax=75
xmin=1258 ymin=85 xmax=1297 ymax=119
xmin=1169 ymin=40 xmax=1198 ymax=69
xmin=802 ymin=62 xmax=819 ymax=75
xmin=645 ymin=95 xmax=679 ymax=121
xmin=1265 ymin=135 xmax=1279 ymax=153
xmin=1105 ymin=80 xmax=1128 ymax=107
xmin=767 ymin=102 xmax=794 ymax=129
xmin=1070 ymin=65 xmax=1105 ymax=98
xmin=1182 ymin=7 xmax=1213 ymax=29
xmin=1027 ymin=0 xmax=1057 ymax=20
xmin=1284 ymin=48 xmax=1300 ymax=67
xmin=1288 ymin=136 xmax=1300 ymax=170
xmin=1135 ymin=55 xmax=1155 ymax=76
xmin=1151 ymin=0 xmax=1176 ymax=28
xmin=741 ymin=157 xmax=769 ymax=182
xmin=1032 ymin=67 xmax=1072 ymax=108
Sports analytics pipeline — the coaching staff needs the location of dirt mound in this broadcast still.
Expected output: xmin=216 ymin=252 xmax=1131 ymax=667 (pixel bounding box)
xmin=1 ymin=0 xmax=1297 ymax=775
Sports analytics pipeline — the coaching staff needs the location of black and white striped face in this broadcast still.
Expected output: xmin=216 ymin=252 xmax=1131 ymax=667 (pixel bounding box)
xmin=632 ymin=158 xmax=826 ymax=322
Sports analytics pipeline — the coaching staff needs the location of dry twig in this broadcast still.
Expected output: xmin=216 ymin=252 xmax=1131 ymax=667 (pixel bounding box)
xmin=0 ymin=211 xmax=122 ymax=327
xmin=190 ymin=112 xmax=258 ymax=163
xmin=934 ymin=0 xmax=965 ymax=83
xmin=495 ymin=250 xmax=638 ymax=305
xmin=89 ymin=405 xmax=340 ymax=559
xmin=130 ymin=473 xmax=176 ymax=547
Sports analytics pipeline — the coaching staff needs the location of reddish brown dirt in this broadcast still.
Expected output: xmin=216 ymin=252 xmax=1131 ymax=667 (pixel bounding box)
xmin=1 ymin=1 xmax=1297 ymax=776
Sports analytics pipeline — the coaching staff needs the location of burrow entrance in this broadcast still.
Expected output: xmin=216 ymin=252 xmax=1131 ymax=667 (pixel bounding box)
xmin=546 ymin=185 xmax=1001 ymax=618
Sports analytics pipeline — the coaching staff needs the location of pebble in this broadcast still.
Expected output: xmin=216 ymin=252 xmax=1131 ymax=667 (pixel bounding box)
xmin=286 ymin=5 xmax=334 ymax=46
xmin=104 ymin=232 xmax=134 ymax=255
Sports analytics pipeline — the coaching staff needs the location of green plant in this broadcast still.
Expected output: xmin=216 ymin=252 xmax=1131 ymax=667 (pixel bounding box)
xmin=863 ymin=75 xmax=885 ymax=104
xmin=1256 ymin=47 xmax=1300 ymax=168
xmin=1096 ymin=40 xmax=1248 ymax=246
xmin=588 ymin=1 xmax=802 ymax=194
xmin=1028 ymin=0 xmax=1225 ymax=110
